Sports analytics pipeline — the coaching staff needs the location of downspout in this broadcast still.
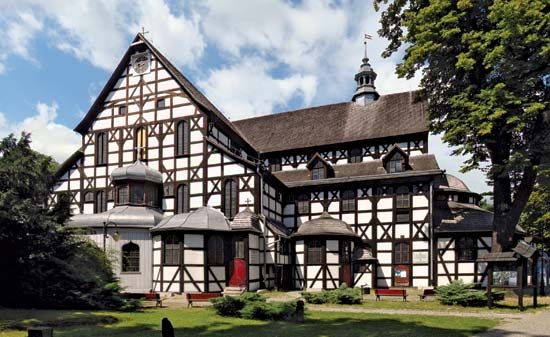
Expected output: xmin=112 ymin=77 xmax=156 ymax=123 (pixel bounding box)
xmin=429 ymin=179 xmax=435 ymax=287
xmin=256 ymin=160 xmax=269 ymax=288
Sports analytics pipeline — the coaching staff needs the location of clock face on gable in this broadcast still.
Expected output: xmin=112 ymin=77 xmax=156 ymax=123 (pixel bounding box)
xmin=131 ymin=51 xmax=151 ymax=75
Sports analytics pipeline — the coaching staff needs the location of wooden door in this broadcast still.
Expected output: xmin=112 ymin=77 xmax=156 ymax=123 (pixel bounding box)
xmin=394 ymin=265 xmax=410 ymax=286
xmin=229 ymin=239 xmax=247 ymax=287
xmin=341 ymin=264 xmax=353 ymax=287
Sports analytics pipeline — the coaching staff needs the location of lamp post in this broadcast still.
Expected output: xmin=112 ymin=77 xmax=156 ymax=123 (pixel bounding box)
xmin=103 ymin=221 xmax=120 ymax=253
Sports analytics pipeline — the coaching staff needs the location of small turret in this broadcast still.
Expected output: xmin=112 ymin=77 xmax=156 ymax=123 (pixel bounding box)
xmin=352 ymin=36 xmax=379 ymax=105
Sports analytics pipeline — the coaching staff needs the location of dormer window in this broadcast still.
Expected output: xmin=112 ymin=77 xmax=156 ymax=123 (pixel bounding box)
xmin=269 ymin=158 xmax=282 ymax=172
xmin=348 ymin=148 xmax=363 ymax=163
xmin=383 ymin=145 xmax=409 ymax=173
xmin=307 ymin=153 xmax=334 ymax=180
xmin=311 ymin=161 xmax=325 ymax=180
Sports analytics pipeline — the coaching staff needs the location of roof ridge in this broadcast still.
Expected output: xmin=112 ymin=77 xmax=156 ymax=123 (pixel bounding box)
xmin=233 ymin=102 xmax=352 ymax=122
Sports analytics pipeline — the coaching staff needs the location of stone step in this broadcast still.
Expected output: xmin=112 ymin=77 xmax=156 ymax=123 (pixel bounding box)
xmin=223 ymin=287 xmax=246 ymax=296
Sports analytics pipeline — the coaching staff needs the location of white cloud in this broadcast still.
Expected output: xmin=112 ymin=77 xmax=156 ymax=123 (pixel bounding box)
xmin=199 ymin=57 xmax=317 ymax=119
xmin=0 ymin=102 xmax=81 ymax=163
xmin=0 ymin=10 xmax=43 ymax=73
xmin=0 ymin=0 xmax=204 ymax=72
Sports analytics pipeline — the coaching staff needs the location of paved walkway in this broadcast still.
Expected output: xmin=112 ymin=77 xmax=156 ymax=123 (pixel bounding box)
xmin=474 ymin=308 xmax=550 ymax=337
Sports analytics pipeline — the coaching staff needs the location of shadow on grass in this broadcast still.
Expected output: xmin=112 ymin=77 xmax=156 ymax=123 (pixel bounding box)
xmin=52 ymin=311 xmax=498 ymax=337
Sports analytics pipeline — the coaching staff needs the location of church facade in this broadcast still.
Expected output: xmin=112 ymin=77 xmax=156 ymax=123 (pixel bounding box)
xmin=51 ymin=34 xmax=514 ymax=294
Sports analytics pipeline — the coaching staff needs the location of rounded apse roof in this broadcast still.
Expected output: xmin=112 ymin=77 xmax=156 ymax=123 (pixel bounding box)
xmin=436 ymin=174 xmax=471 ymax=192
xmin=151 ymin=206 xmax=231 ymax=232
xmin=292 ymin=212 xmax=359 ymax=239
xmin=111 ymin=160 xmax=163 ymax=184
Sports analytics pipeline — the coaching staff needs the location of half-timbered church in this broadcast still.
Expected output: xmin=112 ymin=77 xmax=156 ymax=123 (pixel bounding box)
xmin=52 ymin=33 xmax=518 ymax=294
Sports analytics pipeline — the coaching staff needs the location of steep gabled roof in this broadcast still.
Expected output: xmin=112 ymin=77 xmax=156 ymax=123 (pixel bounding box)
xmin=233 ymin=91 xmax=428 ymax=153
xmin=74 ymin=33 xmax=255 ymax=155
xmin=54 ymin=148 xmax=83 ymax=179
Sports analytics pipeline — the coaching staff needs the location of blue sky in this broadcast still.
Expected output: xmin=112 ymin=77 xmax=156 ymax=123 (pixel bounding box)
xmin=0 ymin=0 xmax=490 ymax=193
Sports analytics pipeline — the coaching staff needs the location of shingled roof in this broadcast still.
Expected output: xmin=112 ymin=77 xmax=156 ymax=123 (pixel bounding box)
xmin=233 ymin=91 xmax=428 ymax=153
xmin=272 ymin=154 xmax=440 ymax=186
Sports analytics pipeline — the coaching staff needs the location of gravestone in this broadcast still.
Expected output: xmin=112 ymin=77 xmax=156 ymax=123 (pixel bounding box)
xmin=162 ymin=317 xmax=174 ymax=337
xmin=295 ymin=300 xmax=304 ymax=323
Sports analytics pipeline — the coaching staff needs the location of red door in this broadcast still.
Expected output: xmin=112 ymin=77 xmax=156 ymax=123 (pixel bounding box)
xmin=341 ymin=264 xmax=353 ymax=287
xmin=229 ymin=239 xmax=247 ymax=287
xmin=394 ymin=265 xmax=410 ymax=287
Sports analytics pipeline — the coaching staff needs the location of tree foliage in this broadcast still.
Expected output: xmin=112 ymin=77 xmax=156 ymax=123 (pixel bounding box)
xmin=374 ymin=0 xmax=550 ymax=251
xmin=519 ymin=169 xmax=550 ymax=245
xmin=0 ymin=133 xmax=133 ymax=309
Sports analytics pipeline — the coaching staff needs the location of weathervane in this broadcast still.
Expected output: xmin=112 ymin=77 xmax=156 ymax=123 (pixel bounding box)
xmin=364 ymin=33 xmax=372 ymax=60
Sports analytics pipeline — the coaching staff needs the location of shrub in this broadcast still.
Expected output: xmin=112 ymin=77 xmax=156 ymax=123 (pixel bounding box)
xmin=212 ymin=293 xmax=297 ymax=321
xmin=301 ymin=284 xmax=362 ymax=305
xmin=435 ymin=280 xmax=504 ymax=307
xmin=211 ymin=296 xmax=246 ymax=317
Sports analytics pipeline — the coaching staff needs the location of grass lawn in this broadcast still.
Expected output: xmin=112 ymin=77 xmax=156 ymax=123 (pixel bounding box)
xmin=0 ymin=307 xmax=498 ymax=337
xmin=353 ymin=294 xmax=550 ymax=313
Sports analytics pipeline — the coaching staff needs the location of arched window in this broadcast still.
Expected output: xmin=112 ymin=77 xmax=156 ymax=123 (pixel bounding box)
xmin=95 ymin=190 xmax=106 ymax=213
xmin=96 ymin=132 xmax=108 ymax=165
xmin=208 ymin=236 xmax=224 ymax=265
xmin=176 ymin=184 xmax=189 ymax=213
xmin=394 ymin=242 xmax=410 ymax=264
xmin=163 ymin=234 xmax=180 ymax=265
xmin=311 ymin=161 xmax=326 ymax=180
xmin=387 ymin=152 xmax=404 ymax=173
xmin=296 ymin=194 xmax=310 ymax=214
xmin=176 ymin=120 xmax=189 ymax=156
xmin=307 ymin=240 xmax=323 ymax=265
xmin=348 ymin=148 xmax=363 ymax=163
xmin=121 ymin=242 xmax=140 ymax=272
xmin=456 ymin=237 xmax=477 ymax=261
xmin=223 ymin=179 xmax=238 ymax=219
xmin=341 ymin=190 xmax=356 ymax=212
xmin=136 ymin=127 xmax=147 ymax=161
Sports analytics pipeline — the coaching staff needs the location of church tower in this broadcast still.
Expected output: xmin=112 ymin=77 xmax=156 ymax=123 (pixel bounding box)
xmin=352 ymin=38 xmax=379 ymax=105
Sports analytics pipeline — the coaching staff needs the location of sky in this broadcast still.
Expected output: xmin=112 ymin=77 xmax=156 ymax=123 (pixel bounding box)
xmin=0 ymin=0 xmax=491 ymax=193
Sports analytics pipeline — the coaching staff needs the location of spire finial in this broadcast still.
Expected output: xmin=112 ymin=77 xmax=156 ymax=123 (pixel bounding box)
xmin=141 ymin=27 xmax=150 ymax=37
xmin=364 ymin=33 xmax=372 ymax=61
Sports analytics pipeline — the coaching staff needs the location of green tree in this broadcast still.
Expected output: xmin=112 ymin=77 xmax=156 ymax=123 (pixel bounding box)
xmin=519 ymin=169 xmax=550 ymax=246
xmin=374 ymin=0 xmax=550 ymax=251
xmin=0 ymin=133 xmax=132 ymax=309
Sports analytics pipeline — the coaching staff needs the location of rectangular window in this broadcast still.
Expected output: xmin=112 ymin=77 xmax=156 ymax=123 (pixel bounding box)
xmin=307 ymin=240 xmax=323 ymax=265
xmin=269 ymin=158 xmax=282 ymax=172
xmin=395 ymin=209 xmax=410 ymax=223
xmin=119 ymin=105 xmax=128 ymax=115
xmin=163 ymin=235 xmax=180 ymax=265
xmin=118 ymin=185 xmax=129 ymax=204
xmin=156 ymin=98 xmax=166 ymax=109
xmin=131 ymin=183 xmax=144 ymax=204
xmin=394 ymin=242 xmax=410 ymax=264
xmin=234 ymin=240 xmax=245 ymax=259
xmin=396 ymin=194 xmax=410 ymax=208
xmin=297 ymin=200 xmax=309 ymax=214
xmin=457 ymin=237 xmax=477 ymax=261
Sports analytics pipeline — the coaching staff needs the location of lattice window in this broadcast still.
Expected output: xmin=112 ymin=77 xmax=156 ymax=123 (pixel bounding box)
xmin=311 ymin=161 xmax=326 ymax=180
xmin=223 ymin=179 xmax=238 ymax=219
xmin=121 ymin=242 xmax=140 ymax=272
xmin=387 ymin=152 xmax=404 ymax=173
xmin=95 ymin=190 xmax=106 ymax=213
xmin=117 ymin=185 xmax=129 ymax=204
xmin=394 ymin=242 xmax=410 ymax=264
xmin=307 ymin=240 xmax=323 ymax=265
xmin=296 ymin=194 xmax=310 ymax=214
xmin=176 ymin=184 xmax=189 ymax=213
xmin=135 ymin=127 xmax=147 ymax=161
xmin=341 ymin=190 xmax=356 ymax=212
xmin=269 ymin=158 xmax=282 ymax=172
xmin=96 ymin=132 xmax=108 ymax=165
xmin=176 ymin=120 xmax=189 ymax=156
xmin=208 ymin=236 xmax=224 ymax=265
xmin=163 ymin=234 xmax=180 ymax=265
xmin=456 ymin=237 xmax=477 ymax=261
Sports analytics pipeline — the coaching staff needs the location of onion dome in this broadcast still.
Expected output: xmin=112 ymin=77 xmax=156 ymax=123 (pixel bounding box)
xmin=292 ymin=212 xmax=359 ymax=239
xmin=111 ymin=160 xmax=163 ymax=184
xmin=231 ymin=207 xmax=261 ymax=233
xmin=151 ymin=206 xmax=231 ymax=232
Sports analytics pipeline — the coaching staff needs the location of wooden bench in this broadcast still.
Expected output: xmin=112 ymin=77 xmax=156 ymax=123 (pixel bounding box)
xmin=186 ymin=292 xmax=222 ymax=307
xmin=419 ymin=288 xmax=436 ymax=301
xmin=375 ymin=288 xmax=407 ymax=301
xmin=144 ymin=292 xmax=163 ymax=307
